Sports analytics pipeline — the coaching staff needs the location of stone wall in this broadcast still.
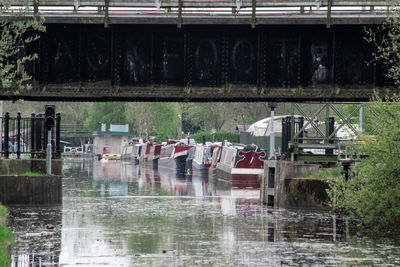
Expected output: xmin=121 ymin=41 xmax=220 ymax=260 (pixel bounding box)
xmin=0 ymin=175 xmax=62 ymax=204
xmin=0 ymin=159 xmax=62 ymax=204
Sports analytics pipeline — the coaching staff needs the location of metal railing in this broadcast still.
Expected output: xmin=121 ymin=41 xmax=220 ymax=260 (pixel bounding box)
xmin=60 ymin=124 xmax=88 ymax=133
xmin=8 ymin=0 xmax=389 ymax=9
xmin=3 ymin=0 xmax=391 ymax=21
xmin=0 ymin=0 xmax=391 ymax=28
xmin=0 ymin=112 xmax=61 ymax=159
xmin=280 ymin=103 xmax=377 ymax=162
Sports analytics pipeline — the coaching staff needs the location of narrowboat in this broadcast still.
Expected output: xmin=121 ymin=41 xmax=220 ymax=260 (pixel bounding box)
xmin=191 ymin=143 xmax=213 ymax=174
xmin=121 ymin=143 xmax=141 ymax=163
xmin=214 ymin=144 xmax=267 ymax=189
xmin=138 ymin=142 xmax=162 ymax=166
xmin=172 ymin=139 xmax=195 ymax=173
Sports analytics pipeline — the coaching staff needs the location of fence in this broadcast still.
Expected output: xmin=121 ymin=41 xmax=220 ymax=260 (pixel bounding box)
xmin=0 ymin=112 xmax=61 ymax=159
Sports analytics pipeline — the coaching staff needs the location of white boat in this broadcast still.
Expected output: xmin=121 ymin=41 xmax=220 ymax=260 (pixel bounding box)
xmin=191 ymin=142 xmax=214 ymax=174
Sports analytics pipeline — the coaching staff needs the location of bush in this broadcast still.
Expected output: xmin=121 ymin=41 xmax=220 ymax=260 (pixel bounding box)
xmin=192 ymin=130 xmax=238 ymax=143
xmin=328 ymin=98 xmax=400 ymax=231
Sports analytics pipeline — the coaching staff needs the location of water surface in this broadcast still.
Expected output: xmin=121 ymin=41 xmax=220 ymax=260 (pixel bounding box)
xmin=8 ymin=159 xmax=400 ymax=266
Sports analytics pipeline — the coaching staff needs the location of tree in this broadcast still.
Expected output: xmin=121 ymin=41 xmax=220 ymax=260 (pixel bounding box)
xmin=124 ymin=102 xmax=179 ymax=141
xmin=84 ymin=102 xmax=127 ymax=132
xmin=365 ymin=0 xmax=400 ymax=87
xmin=327 ymin=1 xmax=400 ymax=231
xmin=147 ymin=102 xmax=179 ymax=141
xmin=125 ymin=102 xmax=154 ymax=139
xmin=0 ymin=0 xmax=45 ymax=93
xmin=329 ymin=98 xmax=400 ymax=230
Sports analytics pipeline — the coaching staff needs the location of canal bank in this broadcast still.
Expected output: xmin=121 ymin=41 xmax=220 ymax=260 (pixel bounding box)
xmin=0 ymin=205 xmax=13 ymax=266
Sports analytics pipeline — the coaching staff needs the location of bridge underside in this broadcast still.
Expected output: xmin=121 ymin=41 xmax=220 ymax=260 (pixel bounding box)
xmin=3 ymin=24 xmax=395 ymax=102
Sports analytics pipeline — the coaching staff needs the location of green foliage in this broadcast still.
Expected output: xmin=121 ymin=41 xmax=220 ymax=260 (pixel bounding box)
xmin=125 ymin=102 xmax=179 ymax=140
xmin=0 ymin=0 xmax=45 ymax=93
xmin=84 ymin=102 xmax=127 ymax=132
xmin=365 ymin=0 xmax=400 ymax=87
xmin=328 ymin=97 xmax=400 ymax=231
xmin=304 ymin=168 xmax=339 ymax=179
xmin=0 ymin=204 xmax=13 ymax=267
xmin=0 ymin=206 xmax=6 ymax=219
xmin=192 ymin=130 xmax=238 ymax=143
xmin=146 ymin=102 xmax=179 ymax=141
xmin=17 ymin=171 xmax=41 ymax=176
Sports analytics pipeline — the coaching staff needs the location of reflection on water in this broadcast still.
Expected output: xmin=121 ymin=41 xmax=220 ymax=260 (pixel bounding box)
xmin=8 ymin=159 xmax=400 ymax=266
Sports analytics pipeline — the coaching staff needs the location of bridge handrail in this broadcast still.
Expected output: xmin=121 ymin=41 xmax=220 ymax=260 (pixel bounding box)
xmin=60 ymin=124 xmax=88 ymax=132
xmin=5 ymin=0 xmax=390 ymax=9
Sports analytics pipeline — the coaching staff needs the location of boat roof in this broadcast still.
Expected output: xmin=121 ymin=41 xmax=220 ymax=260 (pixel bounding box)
xmin=246 ymin=115 xmax=303 ymax=133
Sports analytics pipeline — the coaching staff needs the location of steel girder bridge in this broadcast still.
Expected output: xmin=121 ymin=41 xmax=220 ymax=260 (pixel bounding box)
xmin=0 ymin=0 xmax=396 ymax=102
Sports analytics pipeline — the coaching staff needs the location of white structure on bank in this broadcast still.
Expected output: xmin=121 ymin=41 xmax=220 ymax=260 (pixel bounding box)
xmin=93 ymin=123 xmax=133 ymax=155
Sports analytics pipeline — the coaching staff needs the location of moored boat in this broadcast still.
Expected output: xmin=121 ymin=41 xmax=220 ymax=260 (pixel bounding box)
xmin=214 ymin=144 xmax=267 ymax=189
xmin=172 ymin=139 xmax=196 ymax=173
xmin=102 ymin=153 xmax=121 ymax=160
xmin=121 ymin=143 xmax=141 ymax=163
xmin=158 ymin=143 xmax=175 ymax=168
xmin=138 ymin=142 xmax=162 ymax=167
xmin=191 ymin=143 xmax=213 ymax=174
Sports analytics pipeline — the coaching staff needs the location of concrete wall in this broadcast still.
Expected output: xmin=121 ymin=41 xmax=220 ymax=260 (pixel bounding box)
xmin=0 ymin=159 xmax=62 ymax=175
xmin=262 ymin=160 xmax=329 ymax=209
xmin=0 ymin=175 xmax=62 ymax=204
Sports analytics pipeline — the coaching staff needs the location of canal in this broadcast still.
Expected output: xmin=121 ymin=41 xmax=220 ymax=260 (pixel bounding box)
xmin=7 ymin=159 xmax=400 ymax=266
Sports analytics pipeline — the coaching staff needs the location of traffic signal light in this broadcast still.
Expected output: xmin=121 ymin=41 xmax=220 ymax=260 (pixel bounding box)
xmin=45 ymin=104 xmax=55 ymax=130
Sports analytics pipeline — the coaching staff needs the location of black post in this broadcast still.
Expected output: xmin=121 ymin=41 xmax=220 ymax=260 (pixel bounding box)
xmin=298 ymin=116 xmax=304 ymax=153
xmin=4 ymin=112 xmax=9 ymax=158
xmin=56 ymin=112 xmax=61 ymax=159
xmin=17 ymin=112 xmax=21 ymax=159
xmin=281 ymin=117 xmax=288 ymax=157
xmin=31 ymin=113 xmax=35 ymax=157
xmin=35 ymin=113 xmax=43 ymax=158
xmin=202 ymin=135 xmax=205 ymax=145
xmin=284 ymin=116 xmax=292 ymax=158
xmin=326 ymin=117 xmax=335 ymax=155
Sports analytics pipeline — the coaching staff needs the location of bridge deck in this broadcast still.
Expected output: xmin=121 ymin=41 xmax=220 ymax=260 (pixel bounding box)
xmin=0 ymin=1 xmax=395 ymax=102
xmin=6 ymin=0 xmax=391 ymax=25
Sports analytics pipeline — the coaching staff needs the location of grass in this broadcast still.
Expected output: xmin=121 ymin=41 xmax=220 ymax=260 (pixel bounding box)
xmin=0 ymin=205 xmax=13 ymax=267
xmin=303 ymin=168 xmax=339 ymax=179
xmin=18 ymin=171 xmax=41 ymax=176
xmin=3 ymin=171 xmax=43 ymax=176
xmin=0 ymin=207 xmax=6 ymax=220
